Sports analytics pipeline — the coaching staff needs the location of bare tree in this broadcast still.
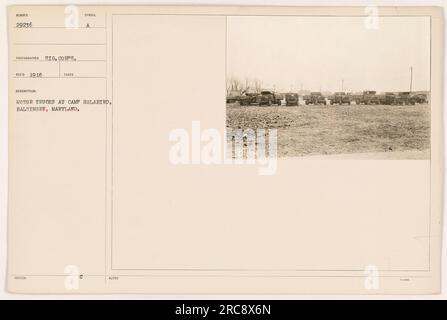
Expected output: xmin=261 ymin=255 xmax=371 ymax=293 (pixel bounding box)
xmin=226 ymin=76 xmax=243 ymax=95
xmin=227 ymin=76 xmax=263 ymax=94
xmin=244 ymin=77 xmax=250 ymax=91
xmin=253 ymin=78 xmax=263 ymax=92
xmin=226 ymin=77 xmax=232 ymax=95
xmin=231 ymin=77 xmax=243 ymax=91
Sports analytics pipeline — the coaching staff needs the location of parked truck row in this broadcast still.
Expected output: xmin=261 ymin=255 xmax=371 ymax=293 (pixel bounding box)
xmin=228 ymin=90 xmax=429 ymax=106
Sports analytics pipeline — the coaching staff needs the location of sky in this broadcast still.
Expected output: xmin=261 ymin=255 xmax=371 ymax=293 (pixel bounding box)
xmin=227 ymin=16 xmax=430 ymax=93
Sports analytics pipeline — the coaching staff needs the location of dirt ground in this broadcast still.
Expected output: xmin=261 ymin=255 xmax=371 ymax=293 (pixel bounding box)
xmin=226 ymin=103 xmax=430 ymax=159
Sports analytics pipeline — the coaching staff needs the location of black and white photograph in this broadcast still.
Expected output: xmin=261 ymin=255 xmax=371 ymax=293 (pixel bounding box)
xmin=226 ymin=16 xmax=431 ymax=159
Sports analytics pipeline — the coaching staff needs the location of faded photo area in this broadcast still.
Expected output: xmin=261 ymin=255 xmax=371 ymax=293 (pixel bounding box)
xmin=226 ymin=16 xmax=431 ymax=159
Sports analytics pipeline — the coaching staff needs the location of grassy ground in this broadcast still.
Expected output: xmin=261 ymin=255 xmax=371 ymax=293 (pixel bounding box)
xmin=226 ymin=104 xmax=430 ymax=158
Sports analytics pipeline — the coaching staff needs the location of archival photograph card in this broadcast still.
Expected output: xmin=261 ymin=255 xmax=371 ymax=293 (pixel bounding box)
xmin=7 ymin=5 xmax=443 ymax=294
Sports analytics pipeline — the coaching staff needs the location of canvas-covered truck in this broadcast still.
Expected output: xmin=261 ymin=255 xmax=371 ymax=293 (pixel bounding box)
xmin=354 ymin=90 xmax=380 ymax=105
xmin=412 ymin=93 xmax=428 ymax=104
xmin=285 ymin=93 xmax=299 ymax=106
xmin=238 ymin=90 xmax=258 ymax=106
xmin=378 ymin=92 xmax=397 ymax=105
xmin=329 ymin=92 xmax=351 ymax=105
xmin=395 ymin=92 xmax=416 ymax=105
xmin=257 ymin=90 xmax=282 ymax=106
xmin=304 ymin=92 xmax=327 ymax=105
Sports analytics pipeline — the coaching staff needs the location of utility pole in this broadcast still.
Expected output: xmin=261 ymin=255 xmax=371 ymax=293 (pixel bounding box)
xmin=409 ymin=66 xmax=413 ymax=92
xmin=341 ymin=79 xmax=344 ymax=92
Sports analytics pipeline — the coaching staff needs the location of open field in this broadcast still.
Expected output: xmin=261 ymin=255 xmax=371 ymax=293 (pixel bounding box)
xmin=226 ymin=103 xmax=430 ymax=159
